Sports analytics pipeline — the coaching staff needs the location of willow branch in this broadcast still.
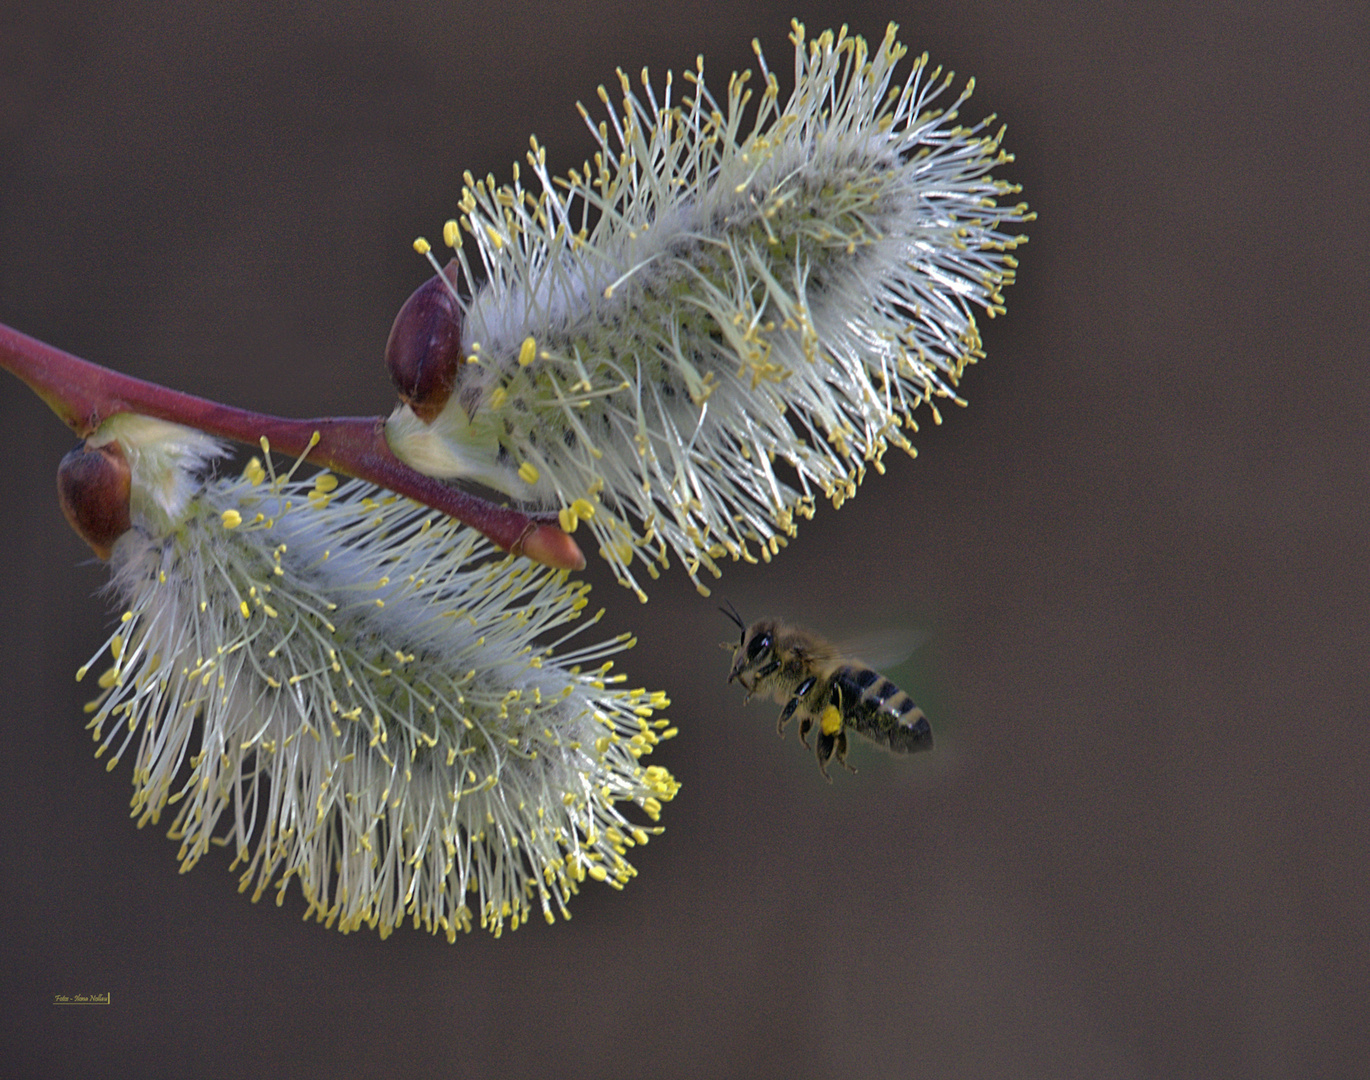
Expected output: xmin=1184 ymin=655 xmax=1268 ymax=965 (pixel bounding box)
xmin=0 ymin=321 xmax=584 ymax=571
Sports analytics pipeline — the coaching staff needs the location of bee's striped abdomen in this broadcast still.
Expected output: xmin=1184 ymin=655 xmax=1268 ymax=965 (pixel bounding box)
xmin=830 ymin=665 xmax=933 ymax=754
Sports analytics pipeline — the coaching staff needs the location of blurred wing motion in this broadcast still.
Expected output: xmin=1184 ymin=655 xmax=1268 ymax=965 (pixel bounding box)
xmin=824 ymin=626 xmax=928 ymax=672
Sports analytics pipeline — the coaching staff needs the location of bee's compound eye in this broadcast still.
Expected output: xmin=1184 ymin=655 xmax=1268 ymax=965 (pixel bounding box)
xmin=747 ymin=632 xmax=772 ymax=659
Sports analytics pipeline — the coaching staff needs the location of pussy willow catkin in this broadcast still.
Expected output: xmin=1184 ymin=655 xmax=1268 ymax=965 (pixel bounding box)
xmin=74 ymin=415 xmax=678 ymax=939
xmin=387 ymin=22 xmax=1031 ymax=600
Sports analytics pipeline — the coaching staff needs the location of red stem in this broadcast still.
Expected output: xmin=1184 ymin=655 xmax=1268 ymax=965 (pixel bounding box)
xmin=0 ymin=321 xmax=584 ymax=571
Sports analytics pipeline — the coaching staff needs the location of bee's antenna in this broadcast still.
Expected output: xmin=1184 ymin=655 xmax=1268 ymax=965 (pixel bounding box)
xmin=718 ymin=598 xmax=745 ymax=631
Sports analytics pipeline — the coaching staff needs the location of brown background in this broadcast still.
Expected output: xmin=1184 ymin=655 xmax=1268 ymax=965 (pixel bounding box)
xmin=2 ymin=1 xmax=1366 ymax=1077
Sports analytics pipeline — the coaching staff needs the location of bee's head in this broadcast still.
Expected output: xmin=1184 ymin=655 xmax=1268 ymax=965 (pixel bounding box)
xmin=726 ymin=617 xmax=778 ymax=685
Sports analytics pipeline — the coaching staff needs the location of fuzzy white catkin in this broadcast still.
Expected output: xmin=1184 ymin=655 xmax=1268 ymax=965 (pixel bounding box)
xmin=79 ymin=415 xmax=678 ymax=939
xmin=387 ymin=22 xmax=1032 ymax=600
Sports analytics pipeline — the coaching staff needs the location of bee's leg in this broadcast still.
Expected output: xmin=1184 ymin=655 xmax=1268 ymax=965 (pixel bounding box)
xmin=798 ymin=714 xmax=813 ymax=748
xmin=776 ymin=676 xmax=816 ymax=736
xmin=748 ymin=658 xmax=780 ymax=686
xmin=742 ymin=659 xmax=781 ymax=703
xmin=815 ymin=729 xmax=837 ymax=782
xmin=776 ymin=697 xmax=800 ymax=735
xmin=835 ymin=728 xmax=857 ymax=774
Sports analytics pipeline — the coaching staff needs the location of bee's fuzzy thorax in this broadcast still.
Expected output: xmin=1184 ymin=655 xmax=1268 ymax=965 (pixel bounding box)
xmin=390 ymin=21 xmax=1031 ymax=601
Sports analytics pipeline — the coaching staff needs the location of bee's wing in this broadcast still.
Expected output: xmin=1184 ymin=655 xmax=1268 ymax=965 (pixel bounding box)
xmin=829 ymin=627 xmax=928 ymax=671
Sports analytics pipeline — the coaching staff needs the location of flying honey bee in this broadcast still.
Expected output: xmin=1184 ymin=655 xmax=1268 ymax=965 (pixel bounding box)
xmin=721 ymin=604 xmax=933 ymax=780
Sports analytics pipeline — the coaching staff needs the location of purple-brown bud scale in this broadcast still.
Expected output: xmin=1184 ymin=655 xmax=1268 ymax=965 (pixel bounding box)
xmin=385 ymin=263 xmax=463 ymax=424
xmin=57 ymin=441 xmax=132 ymax=559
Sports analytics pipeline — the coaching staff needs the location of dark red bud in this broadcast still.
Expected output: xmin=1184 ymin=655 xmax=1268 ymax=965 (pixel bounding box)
xmin=385 ymin=262 xmax=463 ymax=424
xmin=57 ymin=441 xmax=132 ymax=559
